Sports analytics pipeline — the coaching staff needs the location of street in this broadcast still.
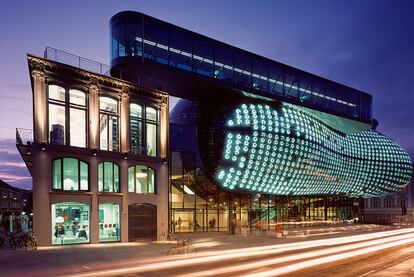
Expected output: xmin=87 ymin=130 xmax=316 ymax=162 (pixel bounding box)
xmin=1 ymin=226 xmax=414 ymax=276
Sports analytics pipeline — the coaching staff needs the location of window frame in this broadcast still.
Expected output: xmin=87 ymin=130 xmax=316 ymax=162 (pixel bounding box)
xmin=98 ymin=161 xmax=120 ymax=193
xmin=129 ymin=101 xmax=160 ymax=157
xmin=47 ymin=84 xmax=89 ymax=148
xmin=128 ymin=165 xmax=156 ymax=194
xmin=99 ymin=95 xmax=120 ymax=152
xmin=98 ymin=202 xmax=121 ymax=242
xmin=52 ymin=157 xmax=90 ymax=192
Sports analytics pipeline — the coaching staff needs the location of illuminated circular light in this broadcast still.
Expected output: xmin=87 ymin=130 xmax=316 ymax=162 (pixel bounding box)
xmin=214 ymin=103 xmax=412 ymax=197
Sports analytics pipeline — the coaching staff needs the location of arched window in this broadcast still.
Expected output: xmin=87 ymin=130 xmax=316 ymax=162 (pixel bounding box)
xmin=52 ymin=158 xmax=89 ymax=191
xmin=98 ymin=162 xmax=120 ymax=192
xmin=99 ymin=96 xmax=119 ymax=151
xmin=128 ymin=165 xmax=155 ymax=193
xmin=129 ymin=103 xmax=159 ymax=156
xmin=47 ymin=85 xmax=88 ymax=147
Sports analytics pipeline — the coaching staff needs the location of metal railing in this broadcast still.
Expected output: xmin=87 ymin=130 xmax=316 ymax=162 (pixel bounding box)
xmin=44 ymin=47 xmax=111 ymax=76
xmin=44 ymin=47 xmax=164 ymax=91
xmin=16 ymin=128 xmax=33 ymax=145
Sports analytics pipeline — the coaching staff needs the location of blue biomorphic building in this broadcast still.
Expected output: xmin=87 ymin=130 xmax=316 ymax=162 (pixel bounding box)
xmin=109 ymin=11 xmax=411 ymax=231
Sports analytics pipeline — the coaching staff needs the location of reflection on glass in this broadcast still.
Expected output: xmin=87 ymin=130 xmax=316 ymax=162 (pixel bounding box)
xmin=146 ymin=123 xmax=157 ymax=156
xmin=52 ymin=158 xmax=89 ymax=191
xmin=100 ymin=96 xmax=119 ymax=151
xmin=49 ymin=104 xmax=65 ymax=145
xmin=49 ymin=85 xmax=65 ymax=101
xmin=98 ymin=162 xmax=120 ymax=193
xmin=130 ymin=103 xmax=143 ymax=154
xmin=69 ymin=89 xmax=86 ymax=148
xmin=63 ymin=158 xmax=79 ymax=191
xmin=99 ymin=203 xmax=120 ymax=242
xmin=70 ymin=108 xmax=86 ymax=147
xmin=52 ymin=159 xmax=62 ymax=189
xmin=52 ymin=202 xmax=89 ymax=245
xmin=128 ymin=165 xmax=155 ymax=193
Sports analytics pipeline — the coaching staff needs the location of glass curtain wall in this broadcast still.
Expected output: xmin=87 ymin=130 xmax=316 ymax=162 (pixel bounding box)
xmin=99 ymin=96 xmax=119 ymax=151
xmin=51 ymin=202 xmax=90 ymax=245
xmin=169 ymin=122 xmax=360 ymax=233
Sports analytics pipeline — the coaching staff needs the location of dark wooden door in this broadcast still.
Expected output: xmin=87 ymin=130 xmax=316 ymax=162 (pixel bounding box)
xmin=128 ymin=203 xmax=157 ymax=241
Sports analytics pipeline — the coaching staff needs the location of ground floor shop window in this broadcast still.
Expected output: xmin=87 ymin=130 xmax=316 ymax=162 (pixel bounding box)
xmin=52 ymin=202 xmax=90 ymax=245
xmin=99 ymin=203 xmax=120 ymax=242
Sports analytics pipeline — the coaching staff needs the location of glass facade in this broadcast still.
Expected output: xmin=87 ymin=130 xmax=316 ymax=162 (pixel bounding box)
xmin=169 ymin=98 xmax=411 ymax=233
xmin=52 ymin=158 xmax=89 ymax=191
xmin=47 ymin=85 xmax=87 ymax=147
xmin=130 ymin=103 xmax=159 ymax=156
xmin=99 ymin=96 xmax=119 ymax=151
xmin=110 ymin=11 xmax=373 ymax=123
xmin=128 ymin=165 xmax=155 ymax=193
xmin=52 ymin=202 xmax=90 ymax=245
xmin=99 ymin=203 xmax=120 ymax=242
xmin=98 ymin=162 xmax=120 ymax=193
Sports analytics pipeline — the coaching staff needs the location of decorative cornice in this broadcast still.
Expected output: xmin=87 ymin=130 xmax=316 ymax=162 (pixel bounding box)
xmin=27 ymin=54 xmax=169 ymax=106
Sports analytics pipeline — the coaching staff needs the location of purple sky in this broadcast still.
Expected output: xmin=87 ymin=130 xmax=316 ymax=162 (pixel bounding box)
xmin=0 ymin=0 xmax=413 ymax=189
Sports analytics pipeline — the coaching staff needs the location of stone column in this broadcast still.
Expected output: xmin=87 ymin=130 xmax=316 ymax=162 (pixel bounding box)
xmin=120 ymin=159 xmax=129 ymax=242
xmin=88 ymin=79 xmax=100 ymax=149
xmin=157 ymin=96 xmax=169 ymax=238
xmin=32 ymin=147 xmax=51 ymax=246
xmin=90 ymin=156 xmax=99 ymax=244
xmin=32 ymin=69 xmax=47 ymax=144
xmin=120 ymin=89 xmax=130 ymax=153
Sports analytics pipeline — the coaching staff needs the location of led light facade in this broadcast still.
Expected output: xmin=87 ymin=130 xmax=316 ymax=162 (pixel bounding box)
xmin=215 ymin=103 xmax=412 ymax=197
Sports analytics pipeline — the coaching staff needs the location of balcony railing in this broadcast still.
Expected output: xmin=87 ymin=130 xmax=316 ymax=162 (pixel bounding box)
xmin=16 ymin=128 xmax=33 ymax=146
xmin=43 ymin=46 xmax=164 ymax=91
xmin=44 ymin=47 xmax=111 ymax=76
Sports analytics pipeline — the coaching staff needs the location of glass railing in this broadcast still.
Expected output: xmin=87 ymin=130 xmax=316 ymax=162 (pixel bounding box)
xmin=16 ymin=128 xmax=33 ymax=145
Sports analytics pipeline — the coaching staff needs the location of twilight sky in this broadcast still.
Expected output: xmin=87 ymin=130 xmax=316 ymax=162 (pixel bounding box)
xmin=0 ymin=0 xmax=413 ymax=189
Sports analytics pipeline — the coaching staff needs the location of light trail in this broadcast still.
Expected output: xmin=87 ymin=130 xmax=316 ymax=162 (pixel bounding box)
xmin=183 ymin=230 xmax=414 ymax=277
xmin=66 ymin=228 xmax=414 ymax=277
xmin=244 ymin=236 xmax=414 ymax=277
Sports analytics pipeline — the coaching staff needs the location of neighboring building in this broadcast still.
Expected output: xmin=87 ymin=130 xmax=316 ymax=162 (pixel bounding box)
xmin=0 ymin=179 xmax=31 ymax=232
xmin=17 ymin=54 xmax=169 ymax=246
xmin=362 ymin=165 xmax=414 ymax=224
xmin=17 ymin=11 xmax=412 ymax=245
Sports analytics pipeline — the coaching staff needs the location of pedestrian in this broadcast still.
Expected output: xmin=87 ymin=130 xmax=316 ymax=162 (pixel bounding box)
xmin=231 ymin=218 xmax=236 ymax=235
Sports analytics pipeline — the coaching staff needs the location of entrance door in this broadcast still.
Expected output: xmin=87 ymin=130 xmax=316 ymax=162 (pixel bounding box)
xmin=128 ymin=203 xmax=157 ymax=241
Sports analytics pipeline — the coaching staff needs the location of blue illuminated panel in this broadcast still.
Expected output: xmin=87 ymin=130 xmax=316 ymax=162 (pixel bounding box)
xmin=215 ymin=103 xmax=412 ymax=197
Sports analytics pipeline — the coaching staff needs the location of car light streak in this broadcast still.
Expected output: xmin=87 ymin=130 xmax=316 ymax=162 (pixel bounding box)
xmin=183 ymin=230 xmax=414 ymax=277
xmin=67 ymin=228 xmax=414 ymax=277
xmin=244 ymin=236 xmax=414 ymax=277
